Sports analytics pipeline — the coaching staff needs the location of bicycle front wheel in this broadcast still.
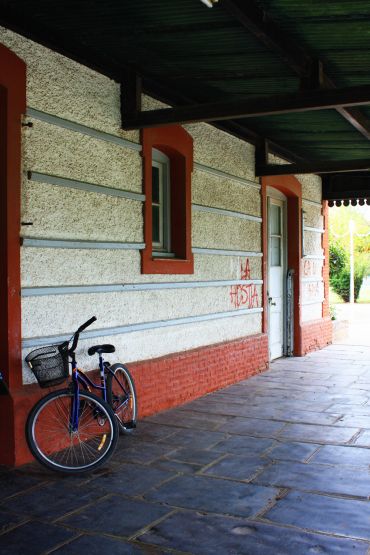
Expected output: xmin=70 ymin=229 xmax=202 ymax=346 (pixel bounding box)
xmin=26 ymin=389 xmax=118 ymax=473
xmin=107 ymin=363 xmax=137 ymax=433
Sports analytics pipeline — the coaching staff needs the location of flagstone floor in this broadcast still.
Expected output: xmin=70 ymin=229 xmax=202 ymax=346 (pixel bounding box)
xmin=1 ymin=343 xmax=370 ymax=554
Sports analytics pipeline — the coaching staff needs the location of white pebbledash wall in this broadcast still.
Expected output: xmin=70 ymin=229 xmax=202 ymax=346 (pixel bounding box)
xmin=0 ymin=27 xmax=324 ymax=384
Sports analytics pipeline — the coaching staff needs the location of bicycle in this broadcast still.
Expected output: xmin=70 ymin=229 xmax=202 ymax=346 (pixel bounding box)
xmin=25 ymin=317 xmax=137 ymax=473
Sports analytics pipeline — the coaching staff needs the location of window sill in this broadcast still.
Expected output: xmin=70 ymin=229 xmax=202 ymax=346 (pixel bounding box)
xmin=141 ymin=251 xmax=194 ymax=275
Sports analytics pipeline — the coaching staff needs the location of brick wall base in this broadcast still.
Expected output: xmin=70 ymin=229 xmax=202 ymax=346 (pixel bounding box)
xmin=6 ymin=333 xmax=269 ymax=466
xmin=128 ymin=333 xmax=269 ymax=418
xmin=301 ymin=316 xmax=333 ymax=355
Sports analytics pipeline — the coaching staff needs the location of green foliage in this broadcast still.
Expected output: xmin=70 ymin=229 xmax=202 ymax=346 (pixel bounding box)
xmin=329 ymin=240 xmax=366 ymax=302
xmin=329 ymin=242 xmax=346 ymax=275
xmin=329 ymin=206 xmax=369 ymax=303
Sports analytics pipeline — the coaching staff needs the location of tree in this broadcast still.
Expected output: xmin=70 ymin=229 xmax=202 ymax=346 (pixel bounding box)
xmin=329 ymin=206 xmax=369 ymax=302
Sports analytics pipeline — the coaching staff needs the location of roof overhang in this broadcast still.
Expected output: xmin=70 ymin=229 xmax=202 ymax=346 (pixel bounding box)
xmin=0 ymin=0 xmax=369 ymax=202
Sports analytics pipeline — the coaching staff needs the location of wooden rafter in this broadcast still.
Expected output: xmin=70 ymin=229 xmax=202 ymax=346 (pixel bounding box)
xmin=122 ymin=84 xmax=370 ymax=129
xmin=221 ymin=0 xmax=370 ymax=141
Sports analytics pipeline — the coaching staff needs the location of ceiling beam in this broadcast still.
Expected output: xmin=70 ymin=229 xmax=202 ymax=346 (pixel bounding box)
xmin=0 ymin=16 xmax=306 ymax=165
xmin=122 ymin=84 xmax=370 ymax=129
xmin=256 ymin=159 xmax=370 ymax=176
xmin=221 ymin=0 xmax=370 ymax=140
xmin=142 ymin=76 xmax=307 ymax=164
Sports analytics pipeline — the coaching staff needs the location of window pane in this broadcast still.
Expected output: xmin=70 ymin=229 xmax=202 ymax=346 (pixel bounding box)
xmin=271 ymin=236 xmax=281 ymax=266
xmin=270 ymin=204 xmax=281 ymax=235
xmin=152 ymin=166 xmax=160 ymax=204
xmin=152 ymin=205 xmax=160 ymax=244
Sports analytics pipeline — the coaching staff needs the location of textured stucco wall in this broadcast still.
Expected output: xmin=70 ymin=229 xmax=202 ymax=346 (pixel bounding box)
xmin=1 ymin=27 xmax=265 ymax=385
xmin=301 ymin=303 xmax=323 ymax=323
xmin=22 ymin=285 xmax=263 ymax=339
xmin=303 ymin=230 xmax=323 ymax=256
xmin=303 ymin=202 xmax=323 ymax=228
xmin=192 ymin=169 xmax=260 ymax=217
xmin=193 ymin=213 xmax=261 ymax=251
xmin=25 ymin=119 xmax=142 ymax=192
xmin=298 ymin=174 xmax=322 ymax=203
xmin=21 ymin=250 xmax=262 ymax=287
xmin=22 ymin=181 xmax=143 ymax=242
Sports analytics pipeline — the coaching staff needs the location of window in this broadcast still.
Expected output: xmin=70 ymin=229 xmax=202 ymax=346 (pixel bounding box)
xmin=269 ymin=203 xmax=282 ymax=267
xmin=152 ymin=149 xmax=171 ymax=255
xmin=141 ymin=125 xmax=194 ymax=274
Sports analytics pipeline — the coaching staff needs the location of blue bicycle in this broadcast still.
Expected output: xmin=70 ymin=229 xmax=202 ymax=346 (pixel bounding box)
xmin=25 ymin=317 xmax=137 ymax=473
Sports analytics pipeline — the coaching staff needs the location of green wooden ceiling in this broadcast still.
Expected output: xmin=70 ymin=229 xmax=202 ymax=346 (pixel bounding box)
xmin=1 ymin=0 xmax=370 ymax=168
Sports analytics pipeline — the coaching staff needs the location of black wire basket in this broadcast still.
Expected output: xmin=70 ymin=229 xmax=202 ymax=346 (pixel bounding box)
xmin=25 ymin=342 xmax=69 ymax=388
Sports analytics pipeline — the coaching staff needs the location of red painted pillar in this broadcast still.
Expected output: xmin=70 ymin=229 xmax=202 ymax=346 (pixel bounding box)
xmin=0 ymin=43 xmax=26 ymax=465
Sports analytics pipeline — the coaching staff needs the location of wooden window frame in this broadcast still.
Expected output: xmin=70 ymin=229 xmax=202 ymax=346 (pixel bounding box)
xmin=141 ymin=125 xmax=194 ymax=274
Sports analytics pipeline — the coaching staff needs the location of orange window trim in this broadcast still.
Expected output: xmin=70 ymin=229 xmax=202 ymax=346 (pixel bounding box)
xmin=141 ymin=125 xmax=194 ymax=274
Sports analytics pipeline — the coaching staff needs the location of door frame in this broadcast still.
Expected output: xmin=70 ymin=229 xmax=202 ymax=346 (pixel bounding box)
xmin=267 ymin=188 xmax=287 ymax=360
xmin=261 ymin=175 xmax=304 ymax=356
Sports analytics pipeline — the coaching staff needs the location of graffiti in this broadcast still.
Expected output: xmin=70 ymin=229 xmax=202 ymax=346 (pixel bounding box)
xmin=230 ymin=258 xmax=259 ymax=309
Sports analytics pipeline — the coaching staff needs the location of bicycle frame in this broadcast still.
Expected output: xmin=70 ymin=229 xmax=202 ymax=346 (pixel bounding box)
xmin=69 ymin=353 xmax=130 ymax=430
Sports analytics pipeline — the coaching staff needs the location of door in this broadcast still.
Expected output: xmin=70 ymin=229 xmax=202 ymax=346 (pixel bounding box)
xmin=268 ymin=195 xmax=286 ymax=360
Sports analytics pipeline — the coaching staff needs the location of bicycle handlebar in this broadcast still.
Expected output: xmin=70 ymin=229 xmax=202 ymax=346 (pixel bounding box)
xmin=69 ymin=316 xmax=97 ymax=354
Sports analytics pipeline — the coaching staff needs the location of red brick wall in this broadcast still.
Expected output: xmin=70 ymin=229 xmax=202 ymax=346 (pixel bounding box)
xmin=301 ymin=316 xmax=333 ymax=355
xmin=128 ymin=333 xmax=269 ymax=417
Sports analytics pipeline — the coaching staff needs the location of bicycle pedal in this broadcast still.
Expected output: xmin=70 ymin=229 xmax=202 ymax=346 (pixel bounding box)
xmin=124 ymin=421 xmax=136 ymax=429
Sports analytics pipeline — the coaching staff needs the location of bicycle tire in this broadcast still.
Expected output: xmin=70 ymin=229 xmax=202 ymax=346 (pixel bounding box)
xmin=106 ymin=363 xmax=137 ymax=434
xmin=26 ymin=389 xmax=119 ymax=473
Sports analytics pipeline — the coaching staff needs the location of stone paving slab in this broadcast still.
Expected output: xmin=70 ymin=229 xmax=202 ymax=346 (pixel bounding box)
xmin=202 ymin=454 xmax=269 ymax=481
xmin=263 ymin=490 xmax=370 ymax=541
xmin=60 ymin=495 xmax=172 ymax=537
xmin=2 ymin=344 xmax=370 ymax=554
xmin=277 ymin=422 xmax=360 ymax=444
xmin=310 ymin=444 xmax=370 ymax=466
xmin=0 ymin=522 xmax=77 ymax=555
xmin=253 ymin=460 xmax=370 ymax=497
xmin=265 ymin=441 xmax=321 ymax=462
xmin=51 ymin=534 xmax=168 ymax=554
xmin=0 ymin=481 xmax=104 ymax=521
xmin=138 ymin=511 xmax=370 ymax=555
xmin=145 ymin=474 xmax=278 ymax=518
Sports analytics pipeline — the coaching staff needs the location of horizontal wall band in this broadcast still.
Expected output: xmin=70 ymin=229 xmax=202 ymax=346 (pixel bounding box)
xmin=304 ymin=226 xmax=325 ymax=234
xmin=28 ymin=171 xmax=145 ymax=202
xmin=302 ymin=198 xmax=322 ymax=207
xmin=27 ymin=107 xmax=142 ymax=152
xmin=302 ymin=254 xmax=325 ymax=260
xmin=22 ymin=307 xmax=264 ymax=348
xmin=27 ymin=108 xmax=263 ymax=190
xmin=193 ymin=247 xmax=263 ymax=257
xmin=301 ymin=298 xmax=325 ymax=306
xmin=194 ymin=162 xmax=260 ymax=190
xmin=21 ymin=279 xmax=264 ymax=297
xmin=22 ymin=238 xmax=145 ymax=250
xmin=192 ymin=204 xmax=262 ymax=223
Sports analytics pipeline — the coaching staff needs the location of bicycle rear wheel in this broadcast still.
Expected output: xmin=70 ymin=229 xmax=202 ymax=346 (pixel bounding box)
xmin=107 ymin=363 xmax=137 ymax=433
xmin=26 ymin=389 xmax=118 ymax=473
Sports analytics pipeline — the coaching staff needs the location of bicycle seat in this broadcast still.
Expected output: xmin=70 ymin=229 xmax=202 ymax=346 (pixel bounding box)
xmin=87 ymin=344 xmax=115 ymax=356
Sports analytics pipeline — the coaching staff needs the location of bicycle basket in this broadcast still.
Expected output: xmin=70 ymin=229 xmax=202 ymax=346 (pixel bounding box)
xmin=25 ymin=342 xmax=69 ymax=388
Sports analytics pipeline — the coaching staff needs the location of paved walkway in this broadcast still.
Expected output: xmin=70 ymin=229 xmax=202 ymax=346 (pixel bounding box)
xmin=334 ymin=303 xmax=370 ymax=346
xmin=2 ymin=344 xmax=370 ymax=554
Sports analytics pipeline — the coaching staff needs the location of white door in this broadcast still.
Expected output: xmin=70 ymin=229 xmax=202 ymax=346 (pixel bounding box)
xmin=268 ymin=195 xmax=286 ymax=360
